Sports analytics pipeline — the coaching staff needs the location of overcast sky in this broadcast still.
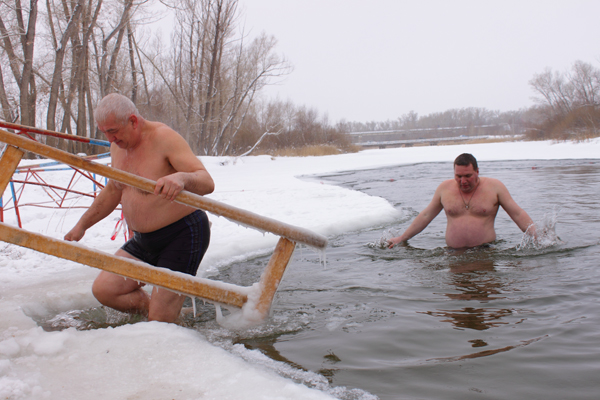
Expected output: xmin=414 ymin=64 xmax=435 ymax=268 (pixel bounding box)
xmin=236 ymin=0 xmax=600 ymax=123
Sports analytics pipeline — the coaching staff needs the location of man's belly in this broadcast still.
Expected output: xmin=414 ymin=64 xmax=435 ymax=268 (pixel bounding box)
xmin=445 ymin=216 xmax=496 ymax=248
xmin=121 ymin=191 xmax=195 ymax=233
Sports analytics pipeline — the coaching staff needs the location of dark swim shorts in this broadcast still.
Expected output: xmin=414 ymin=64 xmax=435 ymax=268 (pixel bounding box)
xmin=121 ymin=210 xmax=210 ymax=276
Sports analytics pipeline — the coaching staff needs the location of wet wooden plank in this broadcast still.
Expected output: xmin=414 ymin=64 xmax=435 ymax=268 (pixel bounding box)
xmin=255 ymin=237 xmax=297 ymax=316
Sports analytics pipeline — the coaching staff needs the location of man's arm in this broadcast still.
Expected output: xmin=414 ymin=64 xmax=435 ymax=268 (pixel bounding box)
xmin=496 ymin=180 xmax=535 ymax=234
xmin=64 ymin=180 xmax=123 ymax=242
xmin=154 ymin=130 xmax=215 ymax=201
xmin=388 ymin=186 xmax=444 ymax=248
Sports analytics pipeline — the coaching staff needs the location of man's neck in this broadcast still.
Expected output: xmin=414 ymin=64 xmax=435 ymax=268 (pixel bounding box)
xmin=127 ymin=118 xmax=147 ymax=151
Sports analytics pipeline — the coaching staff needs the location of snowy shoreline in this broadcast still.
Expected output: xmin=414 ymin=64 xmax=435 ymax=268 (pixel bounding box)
xmin=1 ymin=139 xmax=599 ymax=399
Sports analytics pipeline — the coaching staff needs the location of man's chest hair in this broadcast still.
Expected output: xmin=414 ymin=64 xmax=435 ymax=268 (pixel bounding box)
xmin=114 ymin=151 xmax=172 ymax=180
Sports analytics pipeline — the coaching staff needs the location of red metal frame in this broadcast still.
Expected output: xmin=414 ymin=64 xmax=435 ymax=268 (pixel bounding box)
xmin=0 ymin=121 xmax=129 ymax=240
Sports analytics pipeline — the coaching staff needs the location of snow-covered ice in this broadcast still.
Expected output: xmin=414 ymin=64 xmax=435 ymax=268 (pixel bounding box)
xmin=1 ymin=138 xmax=598 ymax=399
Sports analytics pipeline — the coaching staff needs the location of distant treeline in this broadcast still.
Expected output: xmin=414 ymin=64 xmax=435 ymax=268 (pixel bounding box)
xmin=528 ymin=60 xmax=600 ymax=141
xmin=338 ymin=108 xmax=528 ymax=136
xmin=228 ymin=99 xmax=356 ymax=156
xmin=341 ymin=60 xmax=600 ymax=143
xmin=245 ymin=59 xmax=600 ymax=156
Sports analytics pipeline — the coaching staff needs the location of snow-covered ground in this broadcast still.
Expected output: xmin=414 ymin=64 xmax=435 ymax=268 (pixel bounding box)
xmin=1 ymin=139 xmax=599 ymax=399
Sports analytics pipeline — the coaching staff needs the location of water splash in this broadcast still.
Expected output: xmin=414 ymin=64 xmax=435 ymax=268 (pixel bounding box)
xmin=517 ymin=208 xmax=563 ymax=251
xmin=214 ymin=283 xmax=265 ymax=330
xmin=368 ymin=228 xmax=397 ymax=249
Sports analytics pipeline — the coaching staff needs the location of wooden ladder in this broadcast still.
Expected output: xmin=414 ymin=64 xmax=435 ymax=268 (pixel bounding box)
xmin=0 ymin=126 xmax=327 ymax=321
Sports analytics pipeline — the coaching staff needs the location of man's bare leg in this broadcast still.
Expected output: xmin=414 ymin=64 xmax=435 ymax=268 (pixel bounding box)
xmin=92 ymin=249 xmax=186 ymax=323
xmin=91 ymin=250 xmax=150 ymax=316
xmin=148 ymin=286 xmax=187 ymax=323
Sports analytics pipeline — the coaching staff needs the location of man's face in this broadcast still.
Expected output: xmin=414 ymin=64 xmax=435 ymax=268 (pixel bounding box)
xmin=454 ymin=164 xmax=479 ymax=193
xmin=97 ymin=114 xmax=136 ymax=149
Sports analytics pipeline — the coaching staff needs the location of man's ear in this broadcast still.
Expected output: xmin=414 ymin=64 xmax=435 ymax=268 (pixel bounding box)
xmin=129 ymin=114 xmax=138 ymax=128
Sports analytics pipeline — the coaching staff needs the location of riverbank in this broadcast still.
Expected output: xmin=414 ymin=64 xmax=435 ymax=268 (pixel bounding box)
xmin=1 ymin=138 xmax=599 ymax=399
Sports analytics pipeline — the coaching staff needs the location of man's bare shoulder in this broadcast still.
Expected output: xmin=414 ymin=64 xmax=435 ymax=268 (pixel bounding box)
xmin=146 ymin=121 xmax=183 ymax=140
xmin=480 ymin=176 xmax=507 ymax=191
xmin=144 ymin=121 xmax=191 ymax=155
xmin=433 ymin=179 xmax=457 ymax=203
xmin=437 ymin=179 xmax=456 ymax=191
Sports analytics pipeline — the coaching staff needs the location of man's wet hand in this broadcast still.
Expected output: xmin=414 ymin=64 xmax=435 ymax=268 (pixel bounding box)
xmin=387 ymin=237 xmax=406 ymax=249
xmin=527 ymin=223 xmax=538 ymax=239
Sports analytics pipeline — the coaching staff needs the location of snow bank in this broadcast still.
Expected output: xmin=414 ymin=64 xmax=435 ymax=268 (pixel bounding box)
xmin=0 ymin=138 xmax=598 ymax=399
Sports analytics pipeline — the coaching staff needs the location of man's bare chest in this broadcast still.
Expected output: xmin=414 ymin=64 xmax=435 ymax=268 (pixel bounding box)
xmin=113 ymin=150 xmax=173 ymax=181
xmin=442 ymin=191 xmax=499 ymax=217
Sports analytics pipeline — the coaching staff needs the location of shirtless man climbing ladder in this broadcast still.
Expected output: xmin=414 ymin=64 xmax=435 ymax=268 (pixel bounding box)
xmin=65 ymin=93 xmax=215 ymax=323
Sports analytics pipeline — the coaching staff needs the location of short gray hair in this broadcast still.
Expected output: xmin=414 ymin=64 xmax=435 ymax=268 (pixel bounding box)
xmin=94 ymin=93 xmax=140 ymax=125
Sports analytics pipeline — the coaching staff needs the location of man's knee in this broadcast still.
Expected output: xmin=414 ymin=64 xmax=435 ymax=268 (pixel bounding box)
xmin=91 ymin=273 xmax=111 ymax=304
xmin=91 ymin=272 xmax=142 ymax=304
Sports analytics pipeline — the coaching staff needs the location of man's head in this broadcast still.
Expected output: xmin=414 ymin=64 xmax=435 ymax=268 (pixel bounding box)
xmin=95 ymin=93 xmax=142 ymax=149
xmin=94 ymin=93 xmax=140 ymax=126
xmin=454 ymin=153 xmax=478 ymax=171
xmin=454 ymin=153 xmax=479 ymax=193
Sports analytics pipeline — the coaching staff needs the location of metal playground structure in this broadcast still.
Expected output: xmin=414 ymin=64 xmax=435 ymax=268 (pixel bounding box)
xmin=0 ymin=121 xmax=131 ymax=240
xmin=0 ymin=122 xmax=328 ymax=322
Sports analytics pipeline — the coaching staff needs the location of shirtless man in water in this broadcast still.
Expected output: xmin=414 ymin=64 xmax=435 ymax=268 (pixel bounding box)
xmin=65 ymin=93 xmax=214 ymax=323
xmin=388 ymin=153 xmax=535 ymax=249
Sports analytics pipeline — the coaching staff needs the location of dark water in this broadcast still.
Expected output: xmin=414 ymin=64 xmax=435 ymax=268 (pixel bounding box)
xmin=205 ymin=159 xmax=600 ymax=399
xmin=40 ymin=159 xmax=600 ymax=399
